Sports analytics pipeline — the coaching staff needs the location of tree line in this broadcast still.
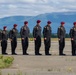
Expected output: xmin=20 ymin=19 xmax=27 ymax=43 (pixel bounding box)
xmin=18 ymin=33 xmax=70 ymax=38
xmin=0 ymin=29 xmax=70 ymax=38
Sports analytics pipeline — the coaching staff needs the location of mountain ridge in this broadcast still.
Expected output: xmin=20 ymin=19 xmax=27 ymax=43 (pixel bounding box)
xmin=0 ymin=12 xmax=76 ymax=33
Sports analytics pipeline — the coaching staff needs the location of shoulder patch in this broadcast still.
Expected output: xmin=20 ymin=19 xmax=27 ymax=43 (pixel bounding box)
xmin=34 ymin=26 xmax=38 ymax=29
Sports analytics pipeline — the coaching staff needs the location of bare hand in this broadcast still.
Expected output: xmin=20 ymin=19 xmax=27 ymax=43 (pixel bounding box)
xmin=0 ymin=40 xmax=2 ymax=42
xmin=71 ymin=38 xmax=74 ymax=40
xmin=9 ymin=39 xmax=12 ymax=41
xmin=58 ymin=39 xmax=60 ymax=40
xmin=22 ymin=38 xmax=24 ymax=40
xmin=34 ymin=38 xmax=36 ymax=40
xmin=44 ymin=38 xmax=47 ymax=40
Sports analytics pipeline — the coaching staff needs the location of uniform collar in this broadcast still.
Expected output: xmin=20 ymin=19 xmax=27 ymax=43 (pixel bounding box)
xmin=47 ymin=25 xmax=50 ymax=27
xmin=60 ymin=25 xmax=64 ymax=27
xmin=36 ymin=24 xmax=40 ymax=27
xmin=3 ymin=30 xmax=7 ymax=31
xmin=13 ymin=28 xmax=16 ymax=29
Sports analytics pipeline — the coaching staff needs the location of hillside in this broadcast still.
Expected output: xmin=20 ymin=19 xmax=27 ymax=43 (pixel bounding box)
xmin=0 ymin=12 xmax=76 ymax=33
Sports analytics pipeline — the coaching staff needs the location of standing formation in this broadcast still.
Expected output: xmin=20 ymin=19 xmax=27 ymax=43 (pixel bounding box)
xmin=20 ymin=21 xmax=30 ymax=55
xmin=9 ymin=24 xmax=18 ymax=55
xmin=0 ymin=20 xmax=76 ymax=56
xmin=57 ymin=22 xmax=66 ymax=55
xmin=1 ymin=26 xmax=8 ymax=55
xmin=69 ymin=22 xmax=76 ymax=56
xmin=43 ymin=21 xmax=52 ymax=55
xmin=33 ymin=20 xmax=42 ymax=55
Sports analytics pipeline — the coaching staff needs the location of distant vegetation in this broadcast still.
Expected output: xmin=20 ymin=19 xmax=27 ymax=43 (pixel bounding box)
xmin=17 ymin=33 xmax=70 ymax=38
xmin=0 ymin=29 xmax=70 ymax=38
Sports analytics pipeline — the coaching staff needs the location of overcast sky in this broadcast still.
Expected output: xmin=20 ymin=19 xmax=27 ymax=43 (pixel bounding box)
xmin=0 ymin=0 xmax=76 ymax=18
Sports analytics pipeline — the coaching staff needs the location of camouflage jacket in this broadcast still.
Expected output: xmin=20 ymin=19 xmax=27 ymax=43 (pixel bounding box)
xmin=9 ymin=28 xmax=18 ymax=39
xmin=33 ymin=25 xmax=42 ymax=38
xmin=43 ymin=25 xmax=51 ymax=38
xmin=20 ymin=25 xmax=30 ymax=38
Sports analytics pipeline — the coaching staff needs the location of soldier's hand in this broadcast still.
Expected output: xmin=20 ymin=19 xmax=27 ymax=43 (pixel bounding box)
xmin=22 ymin=38 xmax=24 ymax=40
xmin=34 ymin=38 xmax=36 ymax=40
xmin=9 ymin=39 xmax=12 ymax=41
xmin=58 ymin=39 xmax=60 ymax=40
xmin=0 ymin=40 xmax=2 ymax=42
xmin=71 ymin=38 xmax=74 ymax=40
xmin=44 ymin=38 xmax=47 ymax=40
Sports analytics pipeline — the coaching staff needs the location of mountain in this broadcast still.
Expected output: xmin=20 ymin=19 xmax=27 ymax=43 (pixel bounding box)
xmin=0 ymin=12 xmax=76 ymax=33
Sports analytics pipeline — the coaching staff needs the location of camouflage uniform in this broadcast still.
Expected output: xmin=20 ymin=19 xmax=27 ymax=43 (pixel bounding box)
xmin=0 ymin=30 xmax=2 ymax=41
xmin=70 ymin=26 xmax=76 ymax=55
xmin=9 ymin=28 xmax=18 ymax=55
xmin=43 ymin=25 xmax=51 ymax=55
xmin=1 ymin=30 xmax=8 ymax=54
xmin=33 ymin=25 xmax=42 ymax=55
xmin=20 ymin=25 xmax=30 ymax=55
xmin=57 ymin=25 xmax=66 ymax=55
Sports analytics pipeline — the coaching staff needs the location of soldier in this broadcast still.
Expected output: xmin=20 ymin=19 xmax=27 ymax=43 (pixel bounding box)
xmin=0 ymin=29 xmax=2 ymax=42
xmin=57 ymin=22 xmax=66 ymax=56
xmin=1 ymin=26 xmax=8 ymax=55
xmin=0 ymin=29 xmax=2 ymax=54
xmin=69 ymin=22 xmax=76 ymax=56
xmin=33 ymin=20 xmax=42 ymax=55
xmin=20 ymin=21 xmax=30 ymax=55
xmin=43 ymin=21 xmax=52 ymax=55
xmin=9 ymin=24 xmax=18 ymax=55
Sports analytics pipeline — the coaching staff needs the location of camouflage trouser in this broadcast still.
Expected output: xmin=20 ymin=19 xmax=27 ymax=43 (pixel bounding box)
xmin=44 ymin=38 xmax=51 ymax=54
xmin=1 ymin=40 xmax=7 ymax=54
xmin=59 ymin=38 xmax=65 ymax=54
xmin=71 ymin=40 xmax=76 ymax=55
xmin=11 ymin=40 xmax=17 ymax=54
xmin=35 ymin=36 xmax=41 ymax=54
xmin=22 ymin=37 xmax=28 ymax=54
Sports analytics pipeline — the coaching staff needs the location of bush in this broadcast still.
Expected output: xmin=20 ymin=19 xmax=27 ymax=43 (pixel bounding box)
xmin=0 ymin=55 xmax=14 ymax=69
xmin=0 ymin=55 xmax=3 ymax=59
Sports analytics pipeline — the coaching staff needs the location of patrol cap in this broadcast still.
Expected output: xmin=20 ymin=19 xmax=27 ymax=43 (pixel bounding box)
xmin=14 ymin=24 xmax=17 ymax=27
xmin=73 ymin=22 xmax=76 ymax=25
xmin=61 ymin=22 xmax=65 ymax=24
xmin=3 ymin=26 xmax=7 ymax=30
xmin=47 ymin=21 xmax=52 ymax=24
xmin=37 ymin=20 xmax=41 ymax=23
xmin=24 ymin=21 xmax=28 ymax=24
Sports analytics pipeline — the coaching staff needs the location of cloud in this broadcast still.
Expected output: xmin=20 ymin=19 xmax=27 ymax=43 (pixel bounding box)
xmin=0 ymin=0 xmax=76 ymax=18
xmin=19 ymin=0 xmax=36 ymax=3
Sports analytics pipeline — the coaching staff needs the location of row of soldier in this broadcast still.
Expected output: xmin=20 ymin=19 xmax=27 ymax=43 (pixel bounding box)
xmin=0 ymin=20 xmax=76 ymax=56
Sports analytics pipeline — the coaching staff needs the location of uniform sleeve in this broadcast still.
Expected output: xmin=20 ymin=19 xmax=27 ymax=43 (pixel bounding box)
xmin=50 ymin=27 xmax=52 ymax=35
xmin=0 ymin=32 xmax=2 ymax=40
xmin=20 ymin=27 xmax=24 ymax=38
xmin=7 ymin=31 xmax=9 ymax=40
xmin=57 ymin=27 xmax=61 ymax=38
xmin=9 ymin=30 xmax=12 ymax=39
xmin=16 ymin=29 xmax=18 ymax=38
xmin=28 ymin=27 xmax=30 ymax=37
xmin=16 ymin=29 xmax=18 ymax=34
xmin=33 ymin=27 xmax=36 ymax=38
xmin=43 ymin=27 xmax=46 ymax=38
xmin=69 ymin=28 xmax=73 ymax=38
